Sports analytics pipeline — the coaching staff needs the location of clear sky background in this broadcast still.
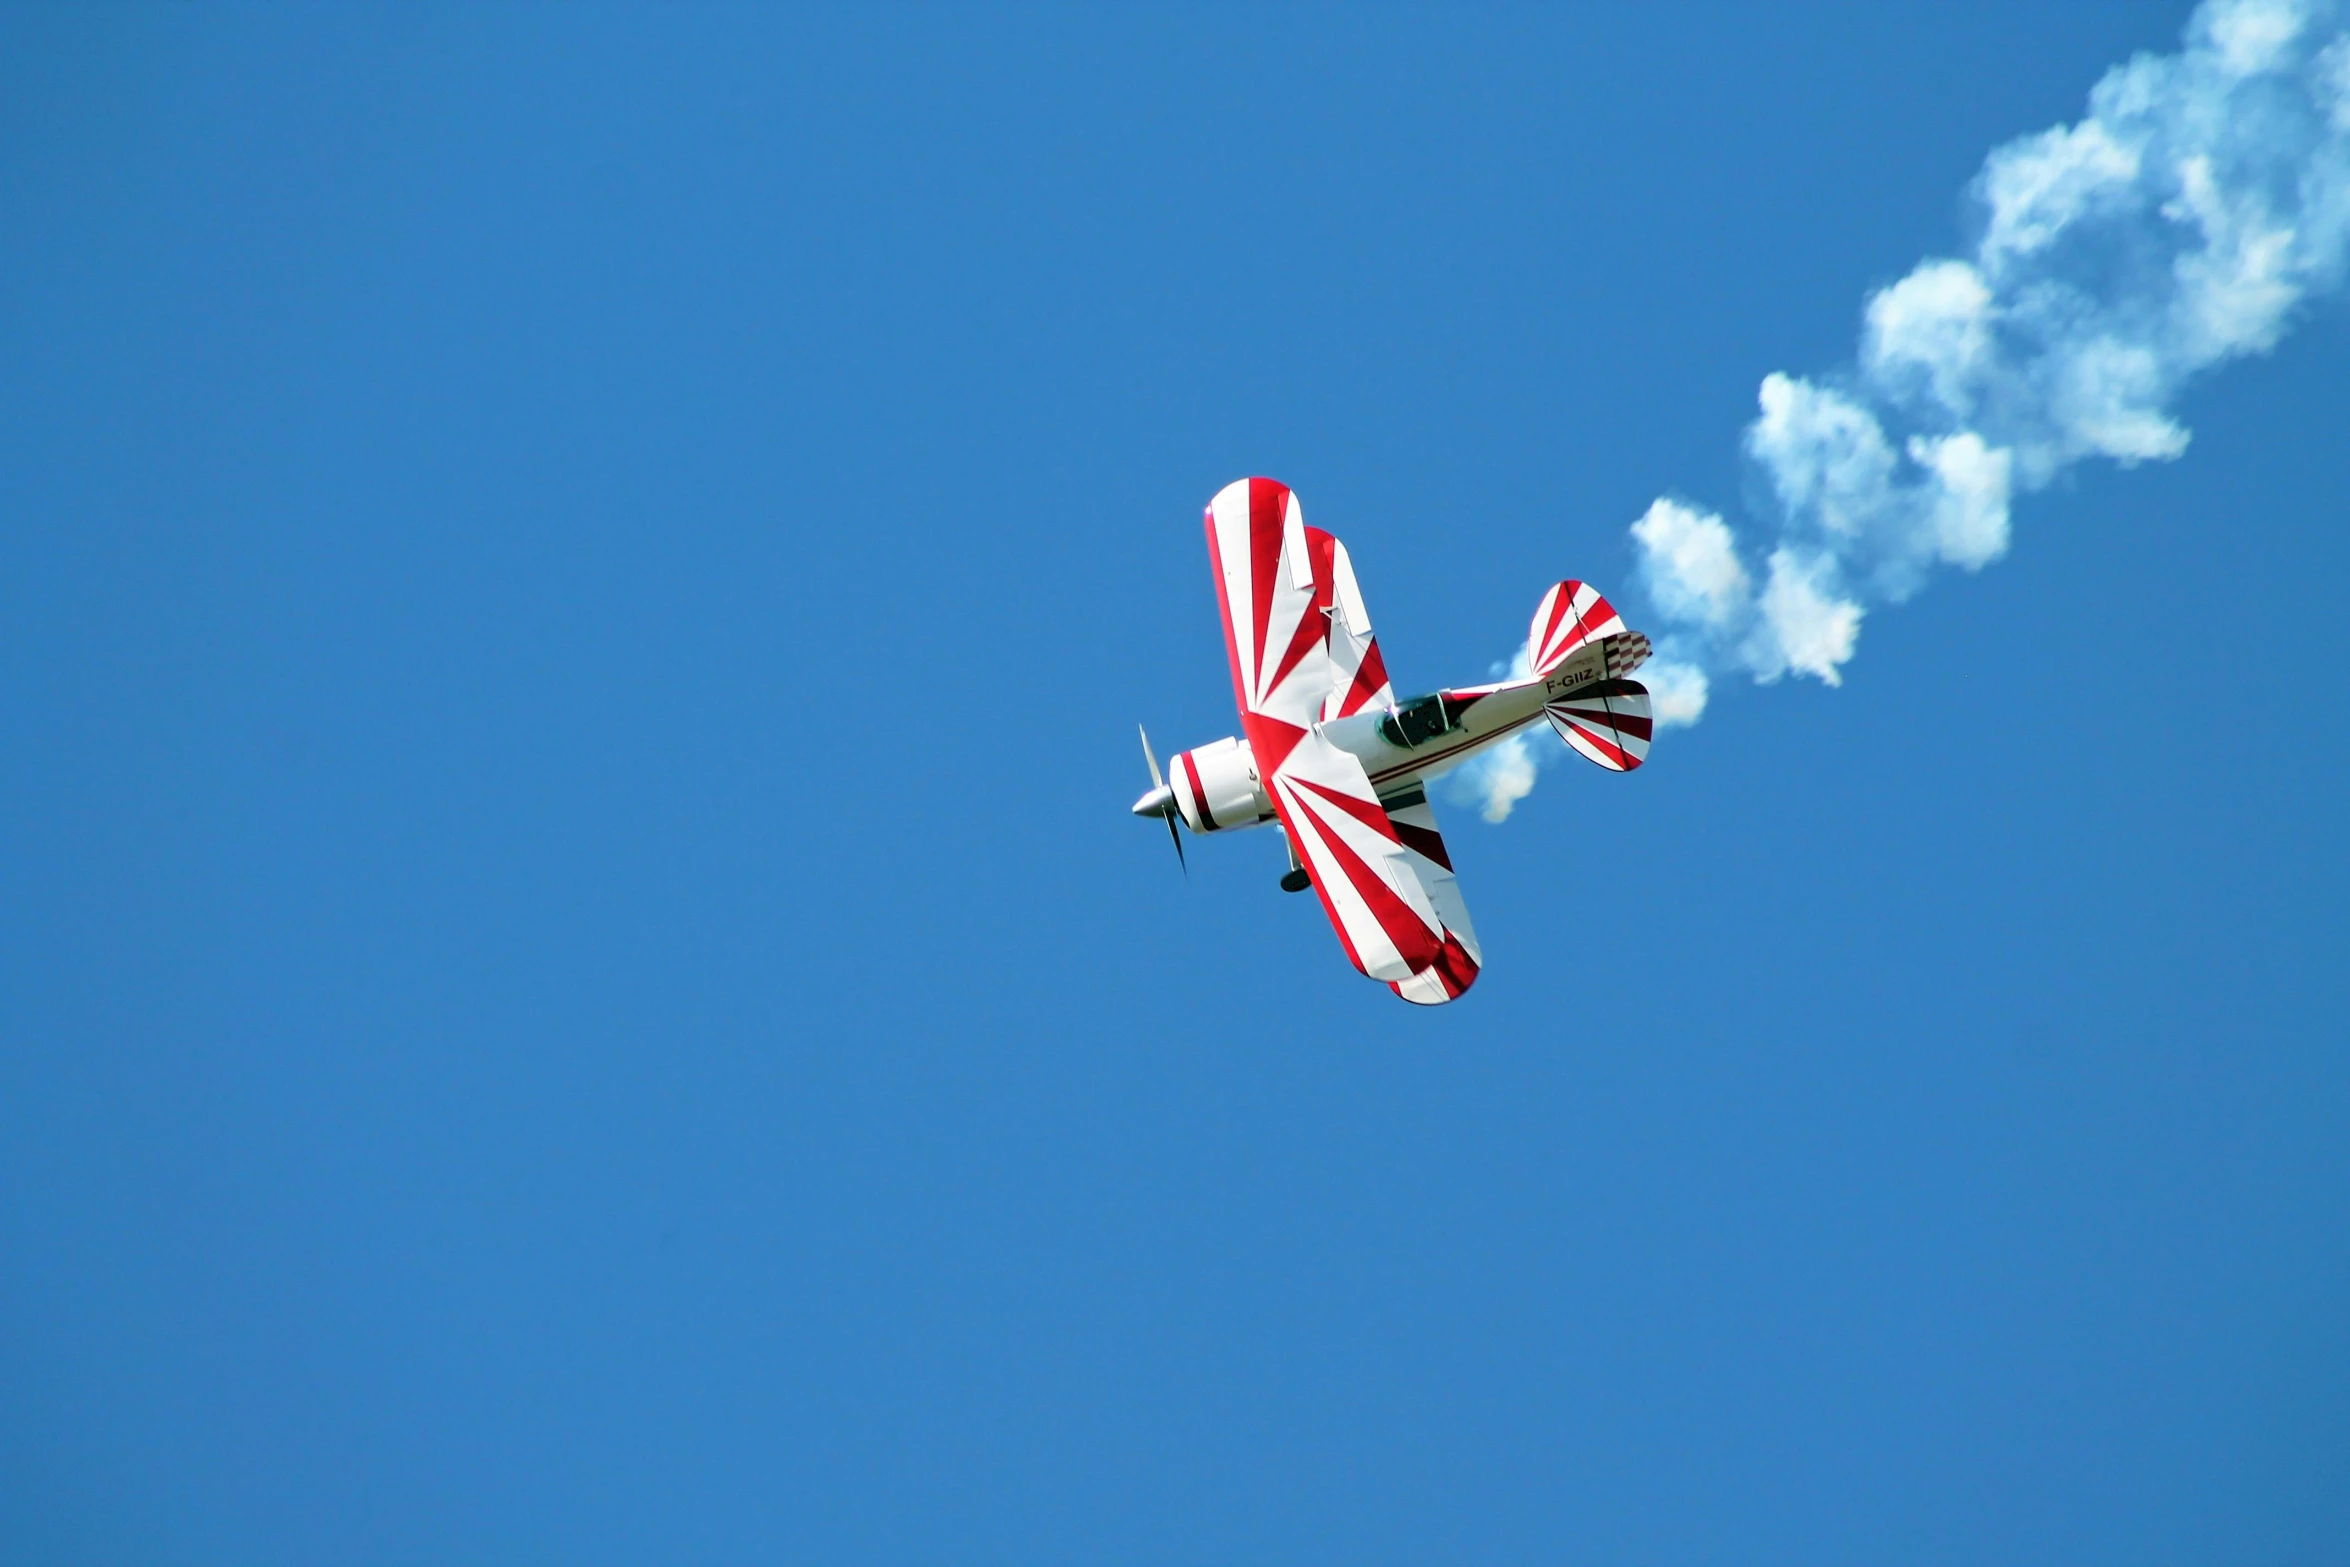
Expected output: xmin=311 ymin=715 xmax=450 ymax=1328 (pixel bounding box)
xmin=4 ymin=4 xmax=2347 ymax=1563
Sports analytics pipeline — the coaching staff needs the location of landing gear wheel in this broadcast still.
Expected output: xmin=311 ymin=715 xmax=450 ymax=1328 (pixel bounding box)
xmin=1280 ymin=868 xmax=1312 ymax=893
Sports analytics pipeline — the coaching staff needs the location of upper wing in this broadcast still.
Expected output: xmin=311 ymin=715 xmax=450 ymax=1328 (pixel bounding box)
xmin=1307 ymin=528 xmax=1393 ymax=722
xmin=1207 ymin=478 xmax=1333 ymax=740
xmin=1204 ymin=477 xmax=1396 ymax=736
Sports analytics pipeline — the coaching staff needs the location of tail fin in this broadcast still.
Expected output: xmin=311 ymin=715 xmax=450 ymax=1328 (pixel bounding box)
xmin=1528 ymin=580 xmax=1652 ymax=678
xmin=1528 ymin=578 xmax=1653 ymax=694
xmin=1528 ymin=580 xmax=1623 ymax=674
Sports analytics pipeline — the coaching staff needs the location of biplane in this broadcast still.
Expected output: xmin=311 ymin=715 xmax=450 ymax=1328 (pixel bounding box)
xmin=1132 ymin=477 xmax=1654 ymax=1005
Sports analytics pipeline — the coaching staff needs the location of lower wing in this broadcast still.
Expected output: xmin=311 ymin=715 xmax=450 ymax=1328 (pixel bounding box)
xmin=1269 ymin=731 xmax=1482 ymax=1005
xmin=1373 ymin=780 xmax=1482 ymax=1006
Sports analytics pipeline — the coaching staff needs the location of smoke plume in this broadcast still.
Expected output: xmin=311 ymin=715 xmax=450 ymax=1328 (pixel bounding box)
xmin=1461 ymin=0 xmax=2350 ymax=823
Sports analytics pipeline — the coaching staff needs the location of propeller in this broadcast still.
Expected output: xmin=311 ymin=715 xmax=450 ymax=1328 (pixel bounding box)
xmin=1134 ymin=723 xmax=1186 ymax=874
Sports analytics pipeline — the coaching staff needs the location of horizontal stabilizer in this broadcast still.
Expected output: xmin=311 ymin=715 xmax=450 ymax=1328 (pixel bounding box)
xmin=1545 ymin=678 xmax=1652 ymax=772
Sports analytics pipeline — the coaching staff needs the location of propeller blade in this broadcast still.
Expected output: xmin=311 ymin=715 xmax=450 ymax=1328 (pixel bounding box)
xmin=1139 ymin=723 xmax=1184 ymax=876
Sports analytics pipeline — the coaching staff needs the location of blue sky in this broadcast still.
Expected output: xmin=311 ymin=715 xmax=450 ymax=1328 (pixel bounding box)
xmin=4 ymin=4 xmax=2347 ymax=1562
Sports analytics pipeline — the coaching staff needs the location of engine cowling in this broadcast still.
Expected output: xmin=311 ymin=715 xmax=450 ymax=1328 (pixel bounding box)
xmin=1168 ymin=735 xmax=1274 ymax=833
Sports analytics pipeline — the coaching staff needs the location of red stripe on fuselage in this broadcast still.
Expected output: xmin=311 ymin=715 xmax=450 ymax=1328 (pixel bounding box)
xmin=1180 ymin=750 xmax=1217 ymax=830
xmin=1363 ymin=706 xmax=1542 ymax=788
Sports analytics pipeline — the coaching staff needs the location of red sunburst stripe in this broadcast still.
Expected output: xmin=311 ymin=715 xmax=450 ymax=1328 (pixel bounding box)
xmin=1283 ymin=783 xmax=1442 ymax=973
xmin=1553 ymin=704 xmax=1654 ymax=741
xmin=1263 ymin=574 xmax=1330 ymax=700
xmin=1538 ymin=584 xmax=1628 ymax=672
xmin=1305 ymin=527 xmax=1336 ymax=586
xmin=1554 ymin=596 xmax=1619 ymax=660
xmin=1290 ymin=775 xmax=1404 ymax=843
xmin=1336 ymin=644 xmax=1390 ymax=716
xmin=1560 ymin=721 xmax=1634 ymax=769
xmin=1433 ymin=934 xmax=1480 ymax=994
xmin=1537 ymin=583 xmax=1586 ymax=658
xmin=1391 ymin=821 xmax=1452 ymax=870
xmin=1242 ymin=713 xmax=1305 ymax=778
xmin=1247 ymin=479 xmax=1287 ymax=702
xmin=1391 ymin=934 xmax=1481 ymax=1002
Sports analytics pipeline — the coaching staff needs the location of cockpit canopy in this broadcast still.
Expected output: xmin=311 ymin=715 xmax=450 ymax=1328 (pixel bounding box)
xmin=1378 ymin=692 xmax=1468 ymax=749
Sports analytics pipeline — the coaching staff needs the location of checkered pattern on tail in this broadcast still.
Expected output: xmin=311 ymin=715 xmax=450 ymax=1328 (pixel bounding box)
xmin=1604 ymin=632 xmax=1652 ymax=679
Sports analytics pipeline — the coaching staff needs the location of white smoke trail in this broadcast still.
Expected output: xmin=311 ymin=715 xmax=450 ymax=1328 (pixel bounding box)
xmin=1466 ymin=0 xmax=2350 ymax=821
xmin=1644 ymin=0 xmax=2350 ymax=706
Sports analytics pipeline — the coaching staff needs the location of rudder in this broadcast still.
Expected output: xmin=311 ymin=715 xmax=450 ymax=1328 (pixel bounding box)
xmin=1528 ymin=580 xmax=1653 ymax=676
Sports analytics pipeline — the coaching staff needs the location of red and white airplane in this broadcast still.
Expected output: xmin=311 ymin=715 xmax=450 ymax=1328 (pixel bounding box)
xmin=1133 ymin=477 xmax=1655 ymax=1005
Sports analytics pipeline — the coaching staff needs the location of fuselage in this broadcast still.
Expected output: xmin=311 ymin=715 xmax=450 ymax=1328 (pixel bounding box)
xmin=1138 ymin=655 xmax=1614 ymax=836
xmin=1322 ymin=673 xmax=1545 ymax=792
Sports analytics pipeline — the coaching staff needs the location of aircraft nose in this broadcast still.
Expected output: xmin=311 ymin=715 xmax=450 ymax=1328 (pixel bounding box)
xmin=1131 ymin=784 xmax=1175 ymax=819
